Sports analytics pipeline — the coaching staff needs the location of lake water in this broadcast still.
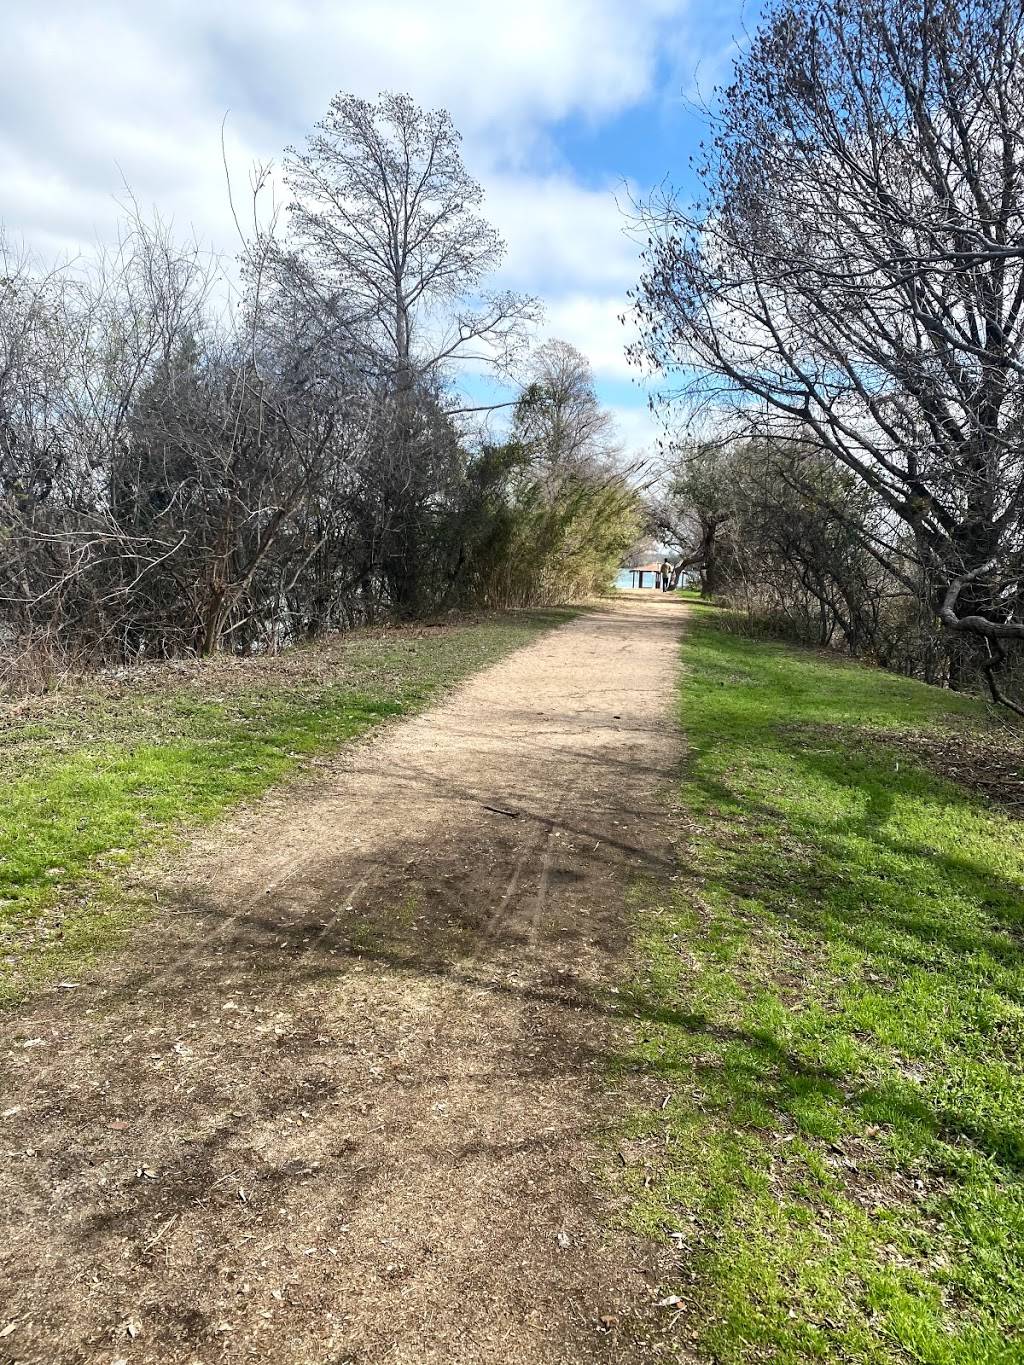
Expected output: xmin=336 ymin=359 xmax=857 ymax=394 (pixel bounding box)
xmin=614 ymin=568 xmax=665 ymax=588
xmin=614 ymin=568 xmax=692 ymax=590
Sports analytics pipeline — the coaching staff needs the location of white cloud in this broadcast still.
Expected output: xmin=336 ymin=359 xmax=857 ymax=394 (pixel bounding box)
xmin=1 ymin=1 xmax=700 ymax=422
xmin=2 ymin=0 xmax=691 ymax=255
xmin=539 ymin=293 xmax=641 ymax=381
xmin=486 ymin=174 xmax=641 ymax=294
xmin=608 ymin=402 xmax=667 ymax=459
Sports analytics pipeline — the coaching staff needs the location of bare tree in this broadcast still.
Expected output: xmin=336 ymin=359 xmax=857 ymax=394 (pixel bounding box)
xmin=650 ymin=444 xmax=739 ymax=595
xmin=512 ymin=340 xmax=621 ymax=478
xmin=280 ymin=91 xmax=538 ymax=388
xmin=630 ymin=0 xmax=1024 ymax=711
xmin=271 ymin=91 xmax=541 ymax=615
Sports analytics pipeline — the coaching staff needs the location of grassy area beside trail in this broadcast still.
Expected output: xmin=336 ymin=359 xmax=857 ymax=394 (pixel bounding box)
xmin=0 ymin=610 xmax=574 ymax=1005
xmin=621 ymin=603 xmax=1024 ymax=1364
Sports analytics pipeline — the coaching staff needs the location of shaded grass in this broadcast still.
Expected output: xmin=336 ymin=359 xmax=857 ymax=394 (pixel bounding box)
xmin=621 ymin=604 xmax=1024 ymax=1363
xmin=0 ymin=611 xmax=574 ymax=1004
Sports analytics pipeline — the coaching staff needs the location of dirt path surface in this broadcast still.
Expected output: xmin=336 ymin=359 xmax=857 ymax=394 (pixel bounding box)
xmin=1 ymin=597 xmax=685 ymax=1365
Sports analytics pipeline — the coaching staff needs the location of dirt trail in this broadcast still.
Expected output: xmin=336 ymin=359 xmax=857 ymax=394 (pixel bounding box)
xmin=1 ymin=596 xmax=686 ymax=1365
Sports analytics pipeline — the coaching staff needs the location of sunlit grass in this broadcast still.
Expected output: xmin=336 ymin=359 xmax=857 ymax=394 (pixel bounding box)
xmin=622 ymin=604 xmax=1024 ymax=1363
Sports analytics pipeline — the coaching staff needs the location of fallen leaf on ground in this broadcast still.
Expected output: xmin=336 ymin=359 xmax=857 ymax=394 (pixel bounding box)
xmin=598 ymin=1314 xmax=619 ymax=1330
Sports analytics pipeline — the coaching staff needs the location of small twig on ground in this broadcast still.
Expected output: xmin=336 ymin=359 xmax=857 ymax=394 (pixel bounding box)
xmin=143 ymin=1214 xmax=178 ymax=1251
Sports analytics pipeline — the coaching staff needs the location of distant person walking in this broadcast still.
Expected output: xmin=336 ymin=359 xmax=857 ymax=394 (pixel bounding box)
xmin=661 ymin=558 xmax=674 ymax=592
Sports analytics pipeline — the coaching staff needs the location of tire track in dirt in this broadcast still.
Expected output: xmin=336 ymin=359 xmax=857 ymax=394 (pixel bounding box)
xmin=1 ymin=596 xmax=686 ymax=1365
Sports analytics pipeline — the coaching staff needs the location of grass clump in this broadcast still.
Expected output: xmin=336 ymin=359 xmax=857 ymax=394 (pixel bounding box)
xmin=0 ymin=611 xmax=572 ymax=1002
xmin=622 ymin=604 xmax=1024 ymax=1363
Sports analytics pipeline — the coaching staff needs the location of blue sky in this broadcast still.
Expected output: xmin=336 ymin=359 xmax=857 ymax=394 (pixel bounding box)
xmin=1 ymin=1 xmax=751 ymax=456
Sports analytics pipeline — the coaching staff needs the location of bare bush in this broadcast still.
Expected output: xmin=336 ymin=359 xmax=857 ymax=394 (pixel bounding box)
xmin=0 ymin=93 xmax=637 ymax=691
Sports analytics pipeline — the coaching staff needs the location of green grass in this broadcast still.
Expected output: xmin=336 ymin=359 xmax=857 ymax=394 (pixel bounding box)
xmin=621 ymin=604 xmax=1024 ymax=1363
xmin=0 ymin=611 xmax=574 ymax=1004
